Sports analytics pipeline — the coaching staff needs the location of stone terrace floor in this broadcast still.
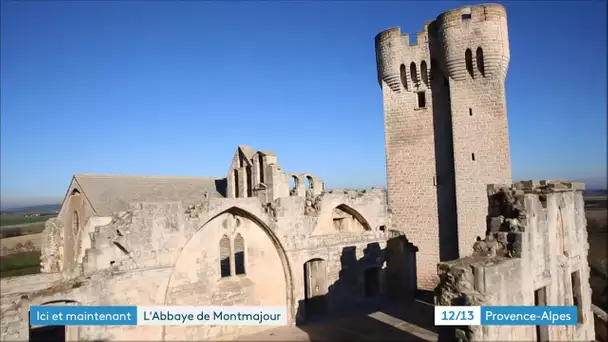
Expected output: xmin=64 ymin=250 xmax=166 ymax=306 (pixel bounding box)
xmin=237 ymin=300 xmax=438 ymax=342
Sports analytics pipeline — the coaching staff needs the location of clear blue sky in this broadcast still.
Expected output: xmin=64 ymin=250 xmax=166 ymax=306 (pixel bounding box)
xmin=1 ymin=0 xmax=606 ymax=206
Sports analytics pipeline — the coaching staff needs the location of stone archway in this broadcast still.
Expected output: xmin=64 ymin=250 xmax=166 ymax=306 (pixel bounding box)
xmin=163 ymin=207 xmax=293 ymax=341
xmin=29 ymin=300 xmax=80 ymax=342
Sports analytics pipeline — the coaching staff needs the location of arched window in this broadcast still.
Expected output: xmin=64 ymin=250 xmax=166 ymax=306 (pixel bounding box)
xmin=420 ymin=61 xmax=429 ymax=86
xmin=465 ymin=49 xmax=474 ymax=78
xmin=233 ymin=169 xmax=240 ymax=198
xmin=234 ymin=234 xmax=245 ymax=275
xmin=289 ymin=175 xmax=299 ymax=196
xmin=400 ymin=64 xmax=408 ymax=91
xmin=246 ymin=166 xmax=252 ymax=197
xmin=72 ymin=211 xmax=79 ymax=235
xmin=476 ymin=47 xmax=485 ymax=77
xmin=258 ymin=154 xmax=264 ymax=184
xmin=305 ymin=175 xmax=314 ymax=191
xmin=410 ymin=62 xmax=419 ymax=85
xmin=430 ymin=59 xmax=438 ymax=82
xmin=220 ymin=235 xmax=231 ymax=277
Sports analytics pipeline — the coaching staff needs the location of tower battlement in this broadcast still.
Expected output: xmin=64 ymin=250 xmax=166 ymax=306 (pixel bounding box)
xmin=375 ymin=3 xmax=512 ymax=289
xmin=436 ymin=3 xmax=507 ymax=28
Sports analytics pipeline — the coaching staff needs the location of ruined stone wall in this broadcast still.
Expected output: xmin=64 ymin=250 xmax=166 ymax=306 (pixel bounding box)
xmin=1 ymin=268 xmax=172 ymax=342
xmin=41 ymin=181 xmax=97 ymax=273
xmin=1 ymin=187 xmax=407 ymax=341
xmin=434 ymin=181 xmax=595 ymax=341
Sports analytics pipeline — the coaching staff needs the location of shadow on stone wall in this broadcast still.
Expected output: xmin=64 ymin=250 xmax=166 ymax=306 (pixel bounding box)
xmin=293 ymin=237 xmax=436 ymax=341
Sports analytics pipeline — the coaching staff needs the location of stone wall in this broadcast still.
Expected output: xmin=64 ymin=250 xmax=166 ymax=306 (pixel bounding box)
xmin=1 ymin=186 xmax=413 ymax=341
xmin=434 ymin=181 xmax=596 ymax=341
xmin=375 ymin=4 xmax=513 ymax=291
xmin=41 ymin=180 xmax=98 ymax=274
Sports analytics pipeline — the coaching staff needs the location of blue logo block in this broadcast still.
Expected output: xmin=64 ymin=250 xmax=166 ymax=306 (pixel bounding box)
xmin=30 ymin=306 xmax=138 ymax=326
xmin=481 ymin=306 xmax=578 ymax=326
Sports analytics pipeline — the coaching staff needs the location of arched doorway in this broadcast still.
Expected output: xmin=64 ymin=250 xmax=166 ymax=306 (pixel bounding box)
xmin=29 ymin=300 xmax=80 ymax=342
xmin=303 ymin=258 xmax=327 ymax=321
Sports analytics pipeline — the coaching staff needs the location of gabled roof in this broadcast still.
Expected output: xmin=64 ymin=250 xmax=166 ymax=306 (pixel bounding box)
xmin=70 ymin=173 xmax=226 ymax=217
xmin=238 ymin=145 xmax=255 ymax=160
xmin=238 ymin=145 xmax=277 ymax=159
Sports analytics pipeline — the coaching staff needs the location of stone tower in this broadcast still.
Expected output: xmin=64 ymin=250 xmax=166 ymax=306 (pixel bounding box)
xmin=375 ymin=4 xmax=512 ymax=289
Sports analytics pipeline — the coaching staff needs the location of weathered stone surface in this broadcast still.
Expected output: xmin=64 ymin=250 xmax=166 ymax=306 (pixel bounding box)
xmin=2 ymin=146 xmax=409 ymax=342
xmin=433 ymin=184 xmax=595 ymax=341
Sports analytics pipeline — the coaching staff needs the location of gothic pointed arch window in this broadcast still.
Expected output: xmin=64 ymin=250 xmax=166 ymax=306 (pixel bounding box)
xmin=258 ymin=154 xmax=265 ymax=184
xmin=233 ymin=169 xmax=240 ymax=198
xmin=72 ymin=211 xmax=80 ymax=236
xmin=465 ymin=48 xmax=474 ymax=78
xmin=246 ymin=166 xmax=252 ymax=197
xmin=220 ymin=235 xmax=231 ymax=277
xmin=234 ymin=234 xmax=246 ymax=275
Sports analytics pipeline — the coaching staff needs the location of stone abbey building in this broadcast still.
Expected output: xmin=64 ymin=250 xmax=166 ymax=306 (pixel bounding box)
xmin=0 ymin=3 xmax=597 ymax=341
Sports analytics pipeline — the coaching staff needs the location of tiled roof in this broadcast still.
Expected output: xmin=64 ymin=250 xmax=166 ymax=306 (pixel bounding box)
xmin=72 ymin=173 xmax=226 ymax=216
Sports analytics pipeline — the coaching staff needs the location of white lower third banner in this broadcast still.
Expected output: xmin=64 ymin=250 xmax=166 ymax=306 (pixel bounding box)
xmin=29 ymin=306 xmax=288 ymax=326
xmin=137 ymin=306 xmax=288 ymax=325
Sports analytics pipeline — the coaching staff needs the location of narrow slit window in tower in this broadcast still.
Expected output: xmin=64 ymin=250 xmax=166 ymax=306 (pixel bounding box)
xmin=420 ymin=61 xmax=429 ymax=86
xmin=465 ymin=49 xmax=474 ymax=78
xmin=476 ymin=47 xmax=485 ymax=77
xmin=469 ymin=108 xmax=473 ymax=116
xmin=410 ymin=62 xmax=418 ymax=85
xmin=400 ymin=64 xmax=408 ymax=91
xmin=430 ymin=59 xmax=437 ymax=82
xmin=471 ymin=153 xmax=476 ymax=161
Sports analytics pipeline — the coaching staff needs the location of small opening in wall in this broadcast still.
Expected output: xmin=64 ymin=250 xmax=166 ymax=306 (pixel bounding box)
xmin=534 ymin=287 xmax=549 ymax=341
xmin=461 ymin=13 xmax=472 ymax=20
xmin=539 ymin=194 xmax=547 ymax=208
xmin=113 ymin=242 xmax=130 ymax=255
xmin=333 ymin=218 xmax=346 ymax=232
xmin=469 ymin=108 xmax=473 ymax=116
xmin=408 ymin=33 xmax=417 ymax=46
xmin=29 ymin=324 xmax=65 ymax=342
xmin=416 ymin=91 xmax=426 ymax=108
xmin=465 ymin=49 xmax=474 ymax=78
xmin=471 ymin=153 xmax=476 ymax=161
xmin=379 ymin=225 xmax=386 ymax=232
xmin=571 ymin=270 xmax=584 ymax=324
